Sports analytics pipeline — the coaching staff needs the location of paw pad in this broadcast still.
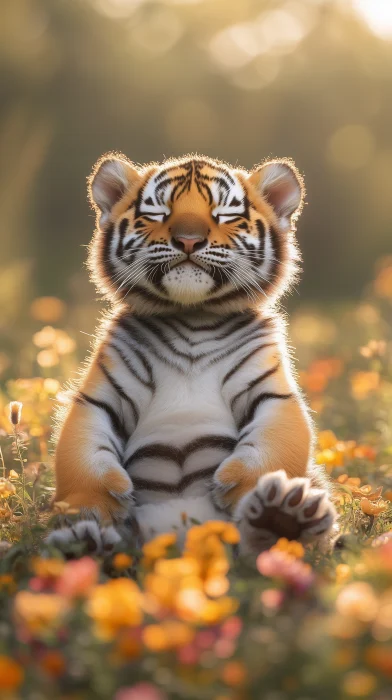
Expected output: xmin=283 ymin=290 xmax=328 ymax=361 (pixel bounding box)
xmin=237 ymin=470 xmax=337 ymax=553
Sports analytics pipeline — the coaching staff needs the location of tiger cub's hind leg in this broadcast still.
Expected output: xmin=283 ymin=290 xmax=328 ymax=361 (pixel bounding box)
xmin=235 ymin=470 xmax=337 ymax=555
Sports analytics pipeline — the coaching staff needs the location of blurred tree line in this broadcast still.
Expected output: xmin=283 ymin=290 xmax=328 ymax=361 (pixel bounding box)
xmin=1 ymin=0 xmax=392 ymax=315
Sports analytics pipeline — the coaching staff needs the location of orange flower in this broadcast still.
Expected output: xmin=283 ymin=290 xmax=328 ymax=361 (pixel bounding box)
xmin=113 ymin=553 xmax=133 ymax=571
xmin=221 ymin=660 xmax=247 ymax=686
xmin=40 ymin=650 xmax=66 ymax=678
xmin=336 ymin=583 xmax=378 ymax=622
xmin=360 ymin=498 xmax=389 ymax=516
xmin=86 ymin=578 xmax=143 ymax=639
xmin=143 ymin=621 xmax=195 ymax=651
xmin=365 ymin=645 xmax=392 ymax=677
xmin=14 ymin=591 xmax=70 ymax=636
xmin=0 ymin=655 xmax=24 ymax=690
xmin=115 ymin=632 xmax=142 ymax=661
xmin=271 ymin=537 xmax=305 ymax=559
xmin=374 ymin=259 xmax=392 ymax=298
xmin=335 ymin=564 xmax=351 ymax=585
xmin=142 ymin=533 xmax=177 ymax=568
xmin=0 ymin=574 xmax=15 ymax=593
xmin=32 ymin=557 xmax=65 ymax=579
xmin=342 ymin=670 xmax=377 ymax=697
xmin=351 ymin=371 xmax=380 ymax=400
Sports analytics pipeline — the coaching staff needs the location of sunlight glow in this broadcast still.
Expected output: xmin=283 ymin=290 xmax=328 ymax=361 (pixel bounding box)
xmin=353 ymin=0 xmax=392 ymax=39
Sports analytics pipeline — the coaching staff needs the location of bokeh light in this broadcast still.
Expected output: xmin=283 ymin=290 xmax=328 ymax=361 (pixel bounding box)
xmin=352 ymin=0 xmax=392 ymax=39
xmin=327 ymin=124 xmax=375 ymax=170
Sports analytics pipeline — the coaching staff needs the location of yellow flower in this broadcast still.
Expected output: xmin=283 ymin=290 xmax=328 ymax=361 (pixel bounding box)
xmin=8 ymin=469 xmax=19 ymax=480
xmin=318 ymin=430 xmax=338 ymax=450
xmin=271 ymin=538 xmax=305 ymax=559
xmin=0 ymin=505 xmax=12 ymax=521
xmin=142 ymin=621 xmax=195 ymax=651
xmin=0 ymin=478 xmax=16 ymax=498
xmin=113 ymin=553 xmax=133 ymax=571
xmin=0 ymin=655 xmax=24 ymax=691
xmin=86 ymin=578 xmax=143 ymax=640
xmin=14 ymin=591 xmax=70 ymax=636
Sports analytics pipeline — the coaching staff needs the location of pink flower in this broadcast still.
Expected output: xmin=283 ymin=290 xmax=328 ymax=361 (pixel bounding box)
xmin=55 ymin=557 xmax=98 ymax=598
xmin=176 ymin=644 xmax=200 ymax=665
xmin=220 ymin=616 xmax=243 ymax=639
xmin=256 ymin=550 xmax=315 ymax=593
xmin=115 ymin=683 xmax=167 ymax=700
xmin=260 ymin=588 xmax=285 ymax=610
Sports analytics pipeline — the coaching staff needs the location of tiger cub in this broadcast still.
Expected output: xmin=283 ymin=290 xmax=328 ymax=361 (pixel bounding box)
xmin=48 ymin=154 xmax=336 ymax=555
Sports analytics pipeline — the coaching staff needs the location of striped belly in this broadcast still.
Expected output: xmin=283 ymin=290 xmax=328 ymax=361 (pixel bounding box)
xmin=125 ymin=417 xmax=236 ymax=541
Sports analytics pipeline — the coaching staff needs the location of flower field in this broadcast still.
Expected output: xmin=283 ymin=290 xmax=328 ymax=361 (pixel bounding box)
xmin=0 ymin=261 xmax=392 ymax=700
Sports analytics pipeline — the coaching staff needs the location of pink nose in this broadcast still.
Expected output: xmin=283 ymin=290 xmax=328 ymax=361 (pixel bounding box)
xmin=175 ymin=236 xmax=205 ymax=255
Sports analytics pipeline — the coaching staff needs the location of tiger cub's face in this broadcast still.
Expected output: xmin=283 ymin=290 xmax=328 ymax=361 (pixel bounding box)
xmin=88 ymin=154 xmax=304 ymax=314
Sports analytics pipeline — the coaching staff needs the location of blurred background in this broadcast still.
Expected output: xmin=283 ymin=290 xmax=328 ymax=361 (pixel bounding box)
xmin=1 ymin=0 xmax=392 ymax=381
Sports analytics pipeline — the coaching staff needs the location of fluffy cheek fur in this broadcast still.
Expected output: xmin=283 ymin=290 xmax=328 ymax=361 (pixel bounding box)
xmin=161 ymin=264 xmax=216 ymax=305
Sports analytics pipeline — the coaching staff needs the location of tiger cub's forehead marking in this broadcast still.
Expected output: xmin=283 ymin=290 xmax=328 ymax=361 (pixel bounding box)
xmin=140 ymin=159 xmax=246 ymax=216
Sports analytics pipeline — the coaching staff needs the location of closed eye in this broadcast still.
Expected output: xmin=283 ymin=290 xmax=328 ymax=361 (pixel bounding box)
xmin=216 ymin=213 xmax=243 ymax=224
xmin=138 ymin=211 xmax=167 ymax=222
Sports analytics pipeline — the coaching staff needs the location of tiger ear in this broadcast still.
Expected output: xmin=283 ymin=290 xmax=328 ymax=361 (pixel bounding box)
xmin=88 ymin=155 xmax=140 ymax=225
xmin=249 ymin=159 xmax=304 ymax=231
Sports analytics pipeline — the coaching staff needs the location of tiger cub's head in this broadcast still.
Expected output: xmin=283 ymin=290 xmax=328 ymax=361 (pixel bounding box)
xmin=88 ymin=153 xmax=304 ymax=314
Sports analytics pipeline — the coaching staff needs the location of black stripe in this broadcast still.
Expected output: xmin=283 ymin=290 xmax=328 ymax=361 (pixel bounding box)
xmin=126 ymin=443 xmax=182 ymax=469
xmin=130 ymin=285 xmax=173 ymax=306
xmin=108 ymin=437 xmax=123 ymax=460
xmin=112 ymin=320 xmax=156 ymax=383
xmin=97 ymin=445 xmax=120 ymax=460
xmin=183 ymin=435 xmax=237 ymax=457
xmin=204 ymin=287 xmax=249 ymax=306
xmin=230 ymin=362 xmax=280 ymax=410
xmin=132 ymin=465 xmax=219 ymax=494
xmin=175 ymin=315 xmax=236 ymax=332
xmin=212 ymin=337 xmax=275 ymax=375
xmin=98 ymin=360 xmax=139 ymax=425
xmin=125 ymin=434 xmax=236 ymax=469
xmin=238 ymin=392 xmax=293 ymax=431
xmin=109 ymin=341 xmax=155 ymax=391
xmin=222 ymin=343 xmax=276 ymax=385
xmin=77 ymin=392 xmax=127 ymax=442
xmin=161 ymin=313 xmax=257 ymax=347
xmin=119 ymin=318 xmax=187 ymax=371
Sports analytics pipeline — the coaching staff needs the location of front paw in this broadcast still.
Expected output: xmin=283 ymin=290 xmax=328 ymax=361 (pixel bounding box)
xmin=236 ymin=470 xmax=337 ymax=554
xmin=213 ymin=458 xmax=259 ymax=510
xmin=56 ymin=469 xmax=135 ymax=524
xmin=45 ymin=519 xmax=123 ymax=557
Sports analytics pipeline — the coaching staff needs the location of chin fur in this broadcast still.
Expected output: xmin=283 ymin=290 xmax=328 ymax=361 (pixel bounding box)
xmin=162 ymin=263 xmax=215 ymax=305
